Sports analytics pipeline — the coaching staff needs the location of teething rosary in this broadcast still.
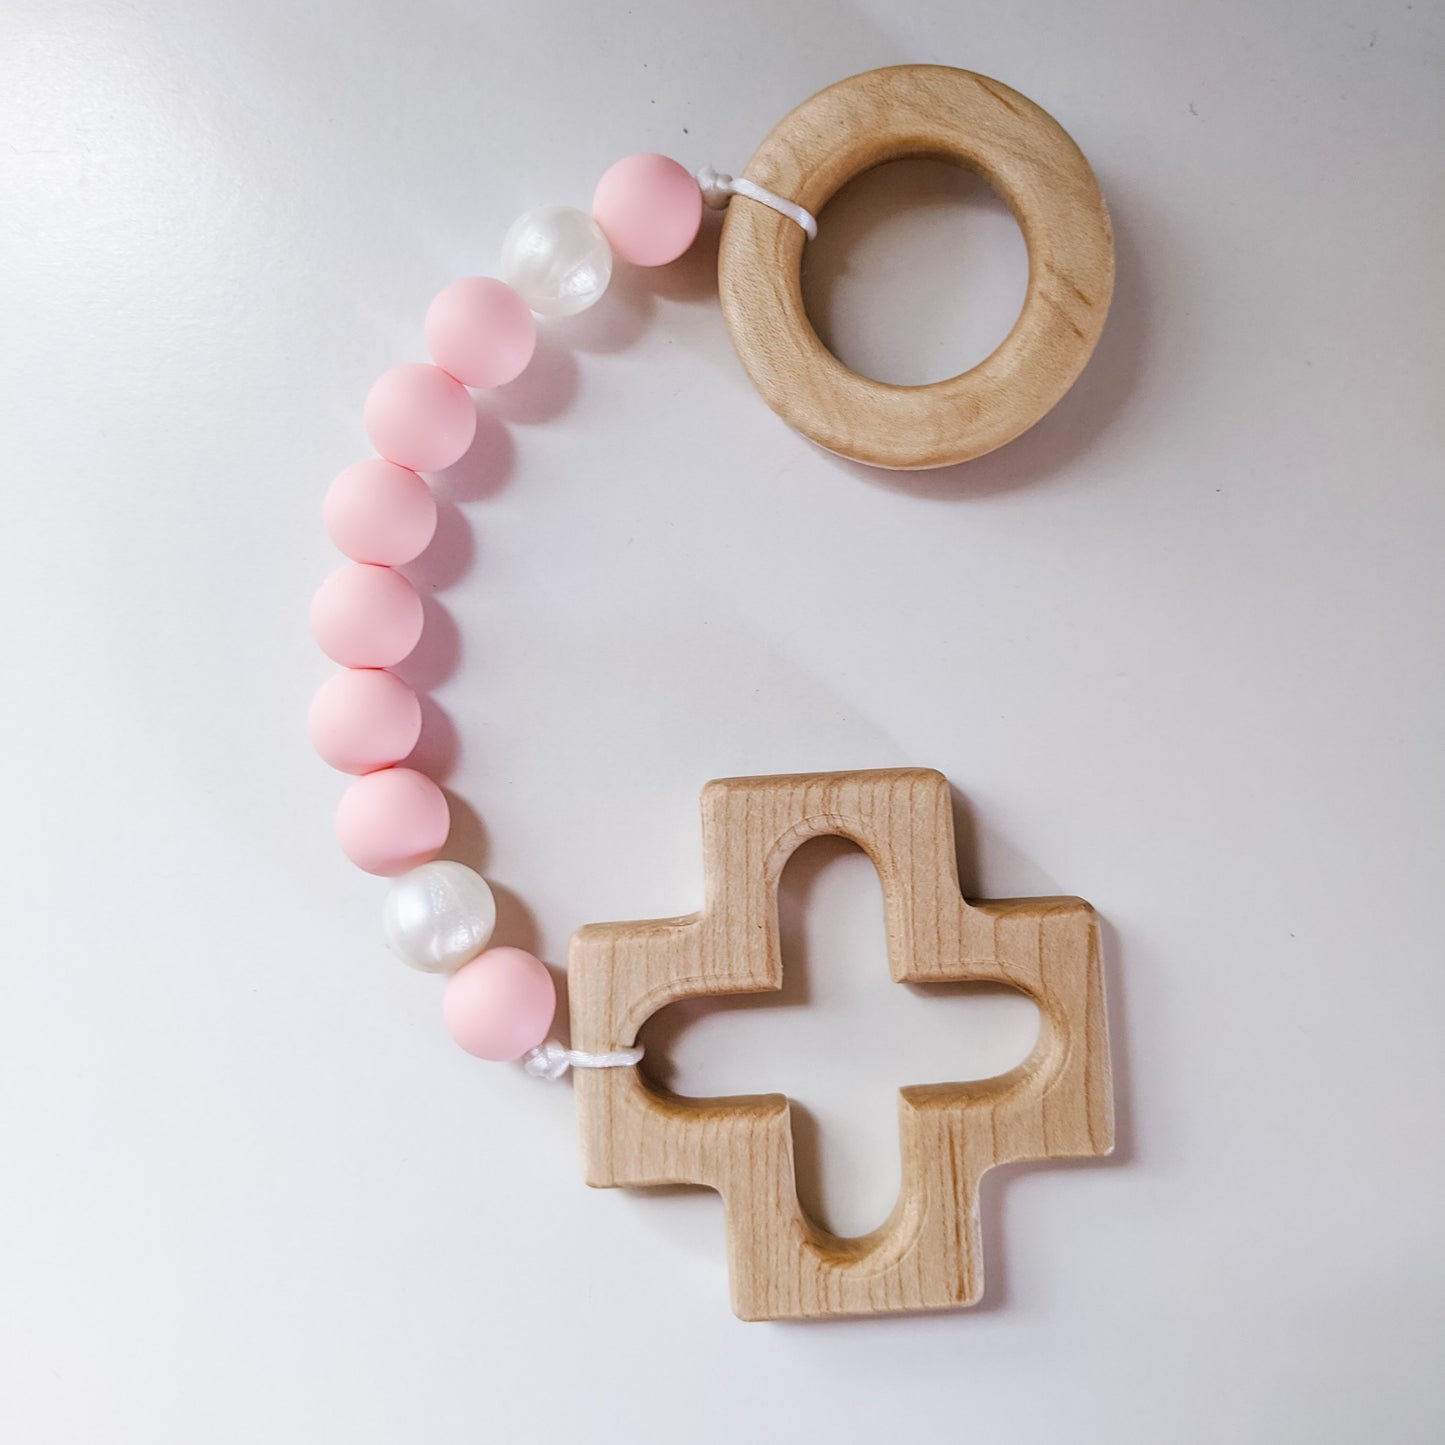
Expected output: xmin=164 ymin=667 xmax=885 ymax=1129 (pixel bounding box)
xmin=307 ymin=65 xmax=1116 ymax=1319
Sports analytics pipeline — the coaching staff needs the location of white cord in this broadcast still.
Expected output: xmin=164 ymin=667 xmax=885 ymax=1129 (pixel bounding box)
xmin=523 ymin=1039 xmax=644 ymax=1081
xmin=696 ymin=164 xmax=818 ymax=240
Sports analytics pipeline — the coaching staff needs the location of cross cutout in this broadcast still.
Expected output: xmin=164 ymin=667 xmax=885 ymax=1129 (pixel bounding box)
xmin=568 ymin=768 xmax=1114 ymax=1320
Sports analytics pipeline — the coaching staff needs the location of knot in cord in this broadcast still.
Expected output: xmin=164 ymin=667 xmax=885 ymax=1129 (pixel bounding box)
xmin=695 ymin=165 xmax=818 ymax=240
xmin=523 ymin=1039 xmax=645 ymax=1081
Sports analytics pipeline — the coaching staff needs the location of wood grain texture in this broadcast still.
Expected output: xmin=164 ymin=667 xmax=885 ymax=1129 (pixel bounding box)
xmin=569 ymin=768 xmax=1113 ymax=1320
xmin=717 ymin=65 xmax=1115 ymax=470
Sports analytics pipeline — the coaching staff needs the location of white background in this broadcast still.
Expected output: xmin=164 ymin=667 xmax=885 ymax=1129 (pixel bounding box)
xmin=2 ymin=1 xmax=1442 ymax=1440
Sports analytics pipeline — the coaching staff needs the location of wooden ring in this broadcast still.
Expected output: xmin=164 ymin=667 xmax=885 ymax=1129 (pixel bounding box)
xmin=717 ymin=65 xmax=1115 ymax=470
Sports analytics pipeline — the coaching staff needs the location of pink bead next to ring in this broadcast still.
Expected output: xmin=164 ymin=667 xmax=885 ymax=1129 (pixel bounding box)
xmin=444 ymin=947 xmax=557 ymax=1061
xmin=592 ymin=153 xmax=703 ymax=267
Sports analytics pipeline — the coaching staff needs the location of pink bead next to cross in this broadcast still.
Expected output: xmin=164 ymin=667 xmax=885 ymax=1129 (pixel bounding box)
xmin=308 ymin=154 xmax=703 ymax=1063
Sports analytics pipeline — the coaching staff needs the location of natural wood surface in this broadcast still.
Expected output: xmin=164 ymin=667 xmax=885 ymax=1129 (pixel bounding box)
xmin=717 ymin=65 xmax=1115 ymax=470
xmin=569 ymin=768 xmax=1113 ymax=1320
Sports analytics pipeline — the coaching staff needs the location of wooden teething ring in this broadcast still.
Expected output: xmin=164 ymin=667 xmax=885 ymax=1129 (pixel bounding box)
xmin=717 ymin=64 xmax=1115 ymax=470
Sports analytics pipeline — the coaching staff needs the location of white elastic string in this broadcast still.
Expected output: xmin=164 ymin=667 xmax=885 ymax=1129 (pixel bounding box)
xmin=523 ymin=1039 xmax=644 ymax=1081
xmin=696 ymin=164 xmax=817 ymax=240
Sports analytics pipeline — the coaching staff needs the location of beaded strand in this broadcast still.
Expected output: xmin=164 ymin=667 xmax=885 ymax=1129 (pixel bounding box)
xmin=308 ymin=153 xmax=705 ymax=1064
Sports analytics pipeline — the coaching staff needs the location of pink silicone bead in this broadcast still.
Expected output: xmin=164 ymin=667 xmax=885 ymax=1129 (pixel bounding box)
xmin=592 ymin=154 xmax=702 ymax=267
xmin=310 ymin=563 xmax=424 ymax=668
xmin=425 ymin=277 xmax=537 ymax=389
xmin=443 ymin=947 xmax=557 ymax=1062
xmin=324 ymin=460 xmax=437 ymax=565
xmin=363 ymin=363 xmax=476 ymax=473
xmin=308 ymin=668 xmax=422 ymax=774
xmin=335 ymin=766 xmax=450 ymax=875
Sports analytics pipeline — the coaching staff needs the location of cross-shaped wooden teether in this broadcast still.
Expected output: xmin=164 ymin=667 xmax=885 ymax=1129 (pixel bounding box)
xmin=568 ymin=768 xmax=1114 ymax=1320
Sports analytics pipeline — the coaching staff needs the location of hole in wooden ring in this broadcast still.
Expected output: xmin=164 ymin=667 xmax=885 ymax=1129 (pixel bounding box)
xmin=801 ymin=158 xmax=1029 ymax=387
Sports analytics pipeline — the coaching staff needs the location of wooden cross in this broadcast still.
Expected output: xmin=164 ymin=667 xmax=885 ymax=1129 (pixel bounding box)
xmin=568 ymin=768 xmax=1114 ymax=1320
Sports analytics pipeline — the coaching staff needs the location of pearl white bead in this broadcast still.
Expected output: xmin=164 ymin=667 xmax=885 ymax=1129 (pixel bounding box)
xmin=500 ymin=204 xmax=612 ymax=317
xmin=382 ymin=861 xmax=497 ymax=974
